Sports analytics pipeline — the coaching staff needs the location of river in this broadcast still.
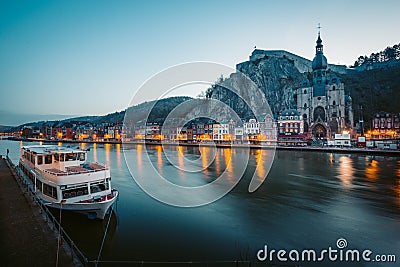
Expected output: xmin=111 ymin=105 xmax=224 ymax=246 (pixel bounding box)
xmin=1 ymin=139 xmax=399 ymax=266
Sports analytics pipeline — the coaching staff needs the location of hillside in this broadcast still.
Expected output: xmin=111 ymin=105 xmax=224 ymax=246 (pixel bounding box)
xmin=7 ymin=96 xmax=192 ymax=131
xmin=338 ymin=68 xmax=400 ymax=125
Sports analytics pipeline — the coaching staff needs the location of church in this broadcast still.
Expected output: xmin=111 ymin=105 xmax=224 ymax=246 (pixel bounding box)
xmin=296 ymin=32 xmax=353 ymax=139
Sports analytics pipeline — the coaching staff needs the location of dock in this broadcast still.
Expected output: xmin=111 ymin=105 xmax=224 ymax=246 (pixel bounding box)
xmin=0 ymin=156 xmax=75 ymax=266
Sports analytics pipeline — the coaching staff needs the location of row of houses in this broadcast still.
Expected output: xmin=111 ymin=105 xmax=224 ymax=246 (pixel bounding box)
xmin=123 ymin=110 xmax=307 ymax=146
xmin=23 ymin=109 xmax=400 ymax=145
xmin=20 ymin=124 xmax=122 ymax=141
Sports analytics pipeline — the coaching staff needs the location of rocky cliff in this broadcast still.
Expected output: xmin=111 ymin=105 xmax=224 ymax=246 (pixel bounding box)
xmin=208 ymin=52 xmax=307 ymax=117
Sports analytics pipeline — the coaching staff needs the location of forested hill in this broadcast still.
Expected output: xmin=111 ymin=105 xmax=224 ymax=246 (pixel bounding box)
xmin=338 ymin=67 xmax=400 ymax=124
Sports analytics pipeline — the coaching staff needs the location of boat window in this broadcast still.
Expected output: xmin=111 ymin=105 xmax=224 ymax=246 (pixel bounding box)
xmin=62 ymin=185 xmax=88 ymax=199
xmin=45 ymin=155 xmax=52 ymax=164
xmin=43 ymin=183 xmax=57 ymax=199
xmin=90 ymin=180 xmax=110 ymax=194
xmin=30 ymin=154 xmax=35 ymax=164
xmin=37 ymin=156 xmax=43 ymax=165
xmin=59 ymin=154 xmax=64 ymax=161
xmin=65 ymin=153 xmax=77 ymax=161
xmin=36 ymin=179 xmax=43 ymax=192
xmin=54 ymin=153 xmax=59 ymax=162
xmin=79 ymin=153 xmax=85 ymax=161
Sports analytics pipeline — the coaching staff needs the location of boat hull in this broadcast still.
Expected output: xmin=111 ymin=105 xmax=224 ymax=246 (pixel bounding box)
xmin=45 ymin=190 xmax=118 ymax=220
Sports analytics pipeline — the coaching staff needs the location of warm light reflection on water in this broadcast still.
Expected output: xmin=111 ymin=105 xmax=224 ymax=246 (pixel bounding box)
xmin=116 ymin=143 xmax=121 ymax=168
xmin=337 ymin=156 xmax=354 ymax=188
xmin=105 ymin=143 xmax=111 ymax=166
xmin=93 ymin=143 xmax=97 ymax=162
xmin=81 ymin=142 xmax=86 ymax=150
xmin=136 ymin=144 xmax=142 ymax=171
xmin=201 ymin=147 xmax=209 ymax=175
xmin=255 ymin=149 xmax=267 ymax=182
xmin=365 ymin=159 xmax=379 ymax=181
xmin=177 ymin=146 xmax=184 ymax=170
xmin=156 ymin=145 xmax=162 ymax=174
xmin=214 ymin=150 xmax=221 ymax=174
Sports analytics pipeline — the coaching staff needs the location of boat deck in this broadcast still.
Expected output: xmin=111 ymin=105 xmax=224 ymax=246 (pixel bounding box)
xmin=42 ymin=163 xmax=107 ymax=176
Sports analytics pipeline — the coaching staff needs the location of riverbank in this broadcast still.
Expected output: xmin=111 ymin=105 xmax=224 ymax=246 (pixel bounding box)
xmin=5 ymin=136 xmax=400 ymax=156
xmin=0 ymin=156 xmax=75 ymax=266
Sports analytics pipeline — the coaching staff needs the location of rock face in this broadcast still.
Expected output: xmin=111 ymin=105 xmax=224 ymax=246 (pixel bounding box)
xmin=209 ymin=52 xmax=308 ymax=117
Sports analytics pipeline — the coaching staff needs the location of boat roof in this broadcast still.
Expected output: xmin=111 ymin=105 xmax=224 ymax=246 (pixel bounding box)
xmin=21 ymin=145 xmax=86 ymax=155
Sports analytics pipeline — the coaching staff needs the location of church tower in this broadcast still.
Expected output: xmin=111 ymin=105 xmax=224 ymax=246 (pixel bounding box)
xmin=311 ymin=33 xmax=328 ymax=96
xmin=296 ymin=29 xmax=353 ymax=140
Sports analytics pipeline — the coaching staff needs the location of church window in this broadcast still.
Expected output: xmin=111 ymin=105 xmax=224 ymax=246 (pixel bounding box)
xmin=332 ymin=86 xmax=336 ymax=90
xmin=333 ymin=100 xmax=336 ymax=106
xmin=317 ymin=97 xmax=321 ymax=100
xmin=313 ymin=106 xmax=326 ymax=122
xmin=304 ymin=103 xmax=307 ymax=108
xmin=304 ymin=89 xmax=307 ymax=94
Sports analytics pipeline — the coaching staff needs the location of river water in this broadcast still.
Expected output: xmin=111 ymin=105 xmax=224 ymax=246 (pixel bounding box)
xmin=1 ymin=139 xmax=399 ymax=266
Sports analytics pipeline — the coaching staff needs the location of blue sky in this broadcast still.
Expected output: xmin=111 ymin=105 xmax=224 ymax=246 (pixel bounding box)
xmin=0 ymin=0 xmax=399 ymax=124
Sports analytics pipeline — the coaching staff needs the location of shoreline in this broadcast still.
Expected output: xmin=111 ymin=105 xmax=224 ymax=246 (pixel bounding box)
xmin=4 ymin=136 xmax=400 ymax=156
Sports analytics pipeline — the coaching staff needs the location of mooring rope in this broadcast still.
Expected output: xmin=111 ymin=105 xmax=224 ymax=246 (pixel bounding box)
xmin=96 ymin=204 xmax=114 ymax=265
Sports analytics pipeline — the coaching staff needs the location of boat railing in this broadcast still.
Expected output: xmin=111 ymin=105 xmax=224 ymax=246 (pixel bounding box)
xmin=6 ymin=156 xmax=89 ymax=266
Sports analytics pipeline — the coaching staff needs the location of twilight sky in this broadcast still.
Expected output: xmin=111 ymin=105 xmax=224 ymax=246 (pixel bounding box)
xmin=0 ymin=0 xmax=399 ymax=123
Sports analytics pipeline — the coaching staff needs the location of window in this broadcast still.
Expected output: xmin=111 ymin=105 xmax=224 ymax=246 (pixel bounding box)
xmin=333 ymin=100 xmax=336 ymax=106
xmin=54 ymin=153 xmax=59 ymax=162
xmin=36 ymin=179 xmax=43 ymax=192
xmin=304 ymin=103 xmax=307 ymax=108
xmin=37 ymin=156 xmax=43 ymax=165
xmin=304 ymin=90 xmax=307 ymax=94
xmin=317 ymin=97 xmax=321 ymax=100
xmin=45 ymin=155 xmax=52 ymax=164
xmin=332 ymin=86 xmax=336 ymax=90
xmin=62 ymin=185 xmax=89 ymax=199
xmin=43 ymin=183 xmax=57 ymax=199
xmin=66 ymin=153 xmax=77 ymax=161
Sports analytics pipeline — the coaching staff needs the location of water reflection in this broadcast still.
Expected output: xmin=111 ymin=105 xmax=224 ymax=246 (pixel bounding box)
xmin=136 ymin=144 xmax=142 ymax=171
xmin=156 ymin=145 xmax=162 ymax=174
xmin=105 ymin=143 xmax=111 ymax=166
xmin=93 ymin=143 xmax=97 ymax=162
xmin=397 ymin=160 xmax=400 ymax=178
xmin=116 ymin=143 xmax=121 ymax=168
xmin=1 ymin=140 xmax=400 ymax=262
xmin=365 ymin=159 xmax=379 ymax=181
xmin=337 ymin=156 xmax=354 ymax=188
xmin=201 ymin=147 xmax=209 ymax=175
xmin=255 ymin=149 xmax=267 ymax=182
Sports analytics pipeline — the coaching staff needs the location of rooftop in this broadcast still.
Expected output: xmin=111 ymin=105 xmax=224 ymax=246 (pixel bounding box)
xmin=22 ymin=145 xmax=85 ymax=155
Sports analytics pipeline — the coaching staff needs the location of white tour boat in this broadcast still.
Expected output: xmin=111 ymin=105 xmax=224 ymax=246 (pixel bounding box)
xmin=19 ymin=145 xmax=118 ymax=219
